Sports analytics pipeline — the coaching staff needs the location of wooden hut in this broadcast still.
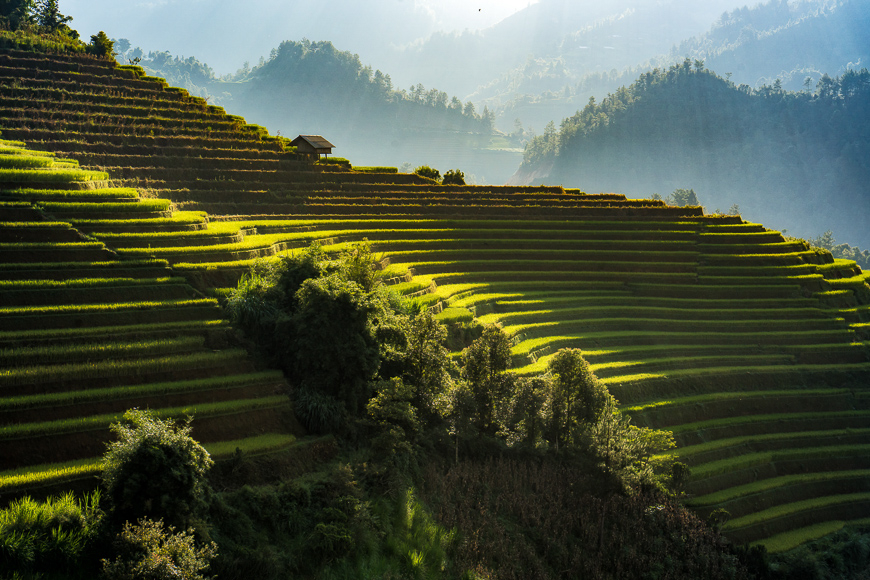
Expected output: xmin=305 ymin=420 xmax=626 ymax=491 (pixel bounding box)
xmin=290 ymin=135 xmax=335 ymax=161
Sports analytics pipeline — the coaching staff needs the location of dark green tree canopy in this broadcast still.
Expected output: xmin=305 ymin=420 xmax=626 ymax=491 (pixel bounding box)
xmin=101 ymin=410 xmax=213 ymax=530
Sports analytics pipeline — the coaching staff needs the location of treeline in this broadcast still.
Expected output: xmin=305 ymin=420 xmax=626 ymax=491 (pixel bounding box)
xmin=0 ymin=0 xmax=114 ymax=57
xmin=240 ymin=39 xmax=494 ymax=137
xmin=518 ymin=61 xmax=870 ymax=246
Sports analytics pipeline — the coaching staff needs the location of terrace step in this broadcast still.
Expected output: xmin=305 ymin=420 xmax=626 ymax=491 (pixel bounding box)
xmin=0 ymin=319 xmax=232 ymax=348
xmin=0 ymin=299 xmax=223 ymax=332
xmin=0 ymin=282 xmax=199 ymax=306
xmin=0 ymin=374 xmax=286 ymax=424
xmin=628 ymin=389 xmax=857 ymax=429
xmin=0 ymin=244 xmax=117 ymax=263
xmin=722 ymin=493 xmax=870 ymax=545
xmin=0 ymin=348 xmax=254 ymax=396
xmin=0 ymin=225 xmax=83 ymax=243
xmin=0 ymin=397 xmax=293 ymax=471
xmin=0 ymin=261 xmax=172 ymax=281
xmin=679 ymin=430 xmax=870 ymax=468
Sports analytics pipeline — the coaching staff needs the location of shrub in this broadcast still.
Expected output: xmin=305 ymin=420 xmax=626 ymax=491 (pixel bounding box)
xmin=413 ymin=166 xmax=441 ymax=183
xmin=0 ymin=491 xmax=103 ymax=579
xmin=441 ymin=169 xmax=466 ymax=186
xmin=101 ymin=410 xmax=214 ymax=530
xmin=101 ymin=517 xmax=217 ymax=580
xmin=88 ymin=30 xmax=114 ymax=58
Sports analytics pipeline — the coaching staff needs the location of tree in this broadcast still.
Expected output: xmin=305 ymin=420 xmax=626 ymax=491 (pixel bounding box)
xmin=289 ymin=274 xmax=380 ymax=416
xmin=545 ymin=349 xmax=609 ymax=451
xmin=89 ymin=31 xmax=115 ymax=58
xmin=403 ymin=310 xmax=455 ymax=415
xmin=499 ymin=375 xmax=549 ymax=448
xmin=667 ymin=188 xmax=700 ymax=207
xmin=0 ymin=0 xmax=32 ymax=28
xmin=441 ymin=169 xmax=466 ymax=186
xmin=33 ymin=0 xmax=72 ymax=32
xmin=461 ymin=324 xmax=512 ymax=434
xmin=587 ymin=397 xmax=676 ymax=490
xmin=101 ymin=410 xmax=213 ymax=530
xmin=366 ymin=377 xmax=420 ymax=466
xmin=101 ymin=518 xmax=217 ymax=580
xmin=436 ymin=379 xmax=478 ymax=464
xmin=113 ymin=37 xmax=130 ymax=57
xmin=413 ymin=165 xmax=441 ymax=183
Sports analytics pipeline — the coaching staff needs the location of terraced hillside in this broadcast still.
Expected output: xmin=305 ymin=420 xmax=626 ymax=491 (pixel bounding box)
xmin=1 ymin=47 xmax=870 ymax=552
xmin=0 ymin=140 xmax=301 ymax=500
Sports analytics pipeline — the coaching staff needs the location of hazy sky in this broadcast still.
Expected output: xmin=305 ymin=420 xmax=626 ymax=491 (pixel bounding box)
xmin=65 ymin=0 xmax=540 ymax=74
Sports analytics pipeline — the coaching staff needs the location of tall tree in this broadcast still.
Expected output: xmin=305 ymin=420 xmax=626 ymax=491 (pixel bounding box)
xmin=33 ymin=0 xmax=72 ymax=32
xmin=0 ymin=0 xmax=32 ymax=28
xmin=461 ymin=324 xmax=512 ymax=434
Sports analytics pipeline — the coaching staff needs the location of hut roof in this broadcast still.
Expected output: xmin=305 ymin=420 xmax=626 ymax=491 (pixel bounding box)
xmin=290 ymin=135 xmax=335 ymax=150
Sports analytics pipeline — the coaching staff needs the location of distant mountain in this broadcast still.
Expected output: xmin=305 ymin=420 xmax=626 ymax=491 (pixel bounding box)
xmin=386 ymin=0 xmax=738 ymax=101
xmin=482 ymin=0 xmax=868 ymax=134
xmin=512 ymin=63 xmax=870 ymax=246
xmin=131 ymin=40 xmax=524 ymax=184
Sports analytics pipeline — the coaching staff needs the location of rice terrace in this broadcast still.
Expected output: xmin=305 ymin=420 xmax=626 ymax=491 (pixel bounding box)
xmin=0 ymin=9 xmax=869 ymax=580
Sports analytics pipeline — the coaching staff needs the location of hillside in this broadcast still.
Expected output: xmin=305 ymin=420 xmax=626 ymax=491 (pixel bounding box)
xmin=0 ymin=39 xmax=869 ymax=570
xmin=487 ymin=0 xmax=868 ymax=135
xmin=513 ymin=63 xmax=870 ymax=247
xmin=131 ymin=40 xmax=524 ymax=185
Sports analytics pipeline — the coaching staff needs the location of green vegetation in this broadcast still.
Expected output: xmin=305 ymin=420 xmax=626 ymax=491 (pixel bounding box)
xmin=0 ymin=36 xmax=868 ymax=580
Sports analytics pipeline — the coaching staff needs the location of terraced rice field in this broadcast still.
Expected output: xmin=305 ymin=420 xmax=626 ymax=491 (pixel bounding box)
xmin=1 ymin=47 xmax=869 ymax=551
xmin=0 ymin=141 xmax=301 ymax=500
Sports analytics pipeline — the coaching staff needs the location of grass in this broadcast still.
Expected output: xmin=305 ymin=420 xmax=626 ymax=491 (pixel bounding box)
xmin=0 ymin=276 xmax=184 ymax=289
xmin=669 ymin=410 xmax=870 ymax=437
xmin=0 ymin=298 xmax=217 ymax=316
xmin=678 ymin=429 xmax=870 ymax=460
xmin=688 ymin=469 xmax=870 ymax=507
xmin=620 ymin=388 xmax=842 ymax=414
xmin=0 ymin=335 xmax=206 ymax=366
xmin=689 ymin=445 xmax=870 ymax=480
xmin=1 ymin=187 xmax=139 ymax=200
xmin=435 ymin=307 xmax=474 ymax=323
xmin=0 ymin=168 xmax=108 ymax=182
xmin=0 ymin=394 xmax=289 ymax=439
xmin=757 ymin=521 xmax=850 ymax=553
xmin=0 ymin=432 xmax=298 ymax=493
xmin=723 ymin=492 xmax=870 ymax=531
xmin=0 ymin=348 xmax=248 ymax=387
xmin=37 ymin=199 xmax=171 ymax=212
xmin=0 ymin=371 xmax=284 ymax=412
xmin=0 ymin=319 xmax=227 ymax=344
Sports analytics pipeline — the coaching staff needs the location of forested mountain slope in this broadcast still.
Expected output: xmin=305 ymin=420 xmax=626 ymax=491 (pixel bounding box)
xmin=491 ymin=0 xmax=868 ymax=136
xmin=513 ymin=63 xmax=870 ymax=246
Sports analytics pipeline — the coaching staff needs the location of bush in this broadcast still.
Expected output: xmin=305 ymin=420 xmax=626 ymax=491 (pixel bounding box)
xmin=0 ymin=491 xmax=103 ymax=579
xmin=101 ymin=410 xmax=214 ymax=530
xmin=413 ymin=165 xmax=441 ymax=183
xmin=88 ymin=30 xmax=114 ymax=58
xmin=441 ymin=169 xmax=466 ymax=186
xmin=101 ymin=517 xmax=217 ymax=580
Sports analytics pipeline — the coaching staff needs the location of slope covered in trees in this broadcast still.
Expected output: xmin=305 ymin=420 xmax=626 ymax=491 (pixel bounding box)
xmin=488 ymin=0 xmax=868 ymax=137
xmin=126 ymin=40 xmax=521 ymax=183
xmin=514 ymin=62 xmax=870 ymax=246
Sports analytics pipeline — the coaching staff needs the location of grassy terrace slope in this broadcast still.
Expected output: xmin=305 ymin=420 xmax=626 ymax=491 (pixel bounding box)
xmin=1 ymin=47 xmax=870 ymax=551
xmin=0 ymin=140 xmax=301 ymax=500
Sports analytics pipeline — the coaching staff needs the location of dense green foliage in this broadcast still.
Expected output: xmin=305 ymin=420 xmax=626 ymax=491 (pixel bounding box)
xmin=101 ymin=518 xmax=217 ymax=580
xmin=414 ymin=165 xmax=441 ymax=183
xmin=0 ymin=491 xmax=103 ymax=579
xmin=441 ymin=169 xmax=466 ymax=186
xmin=521 ymin=62 xmax=870 ymax=245
xmin=101 ymin=410 xmax=214 ymax=530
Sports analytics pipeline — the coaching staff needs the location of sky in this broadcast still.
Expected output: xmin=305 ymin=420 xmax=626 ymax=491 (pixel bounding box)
xmin=65 ymin=0 xmax=540 ymax=75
